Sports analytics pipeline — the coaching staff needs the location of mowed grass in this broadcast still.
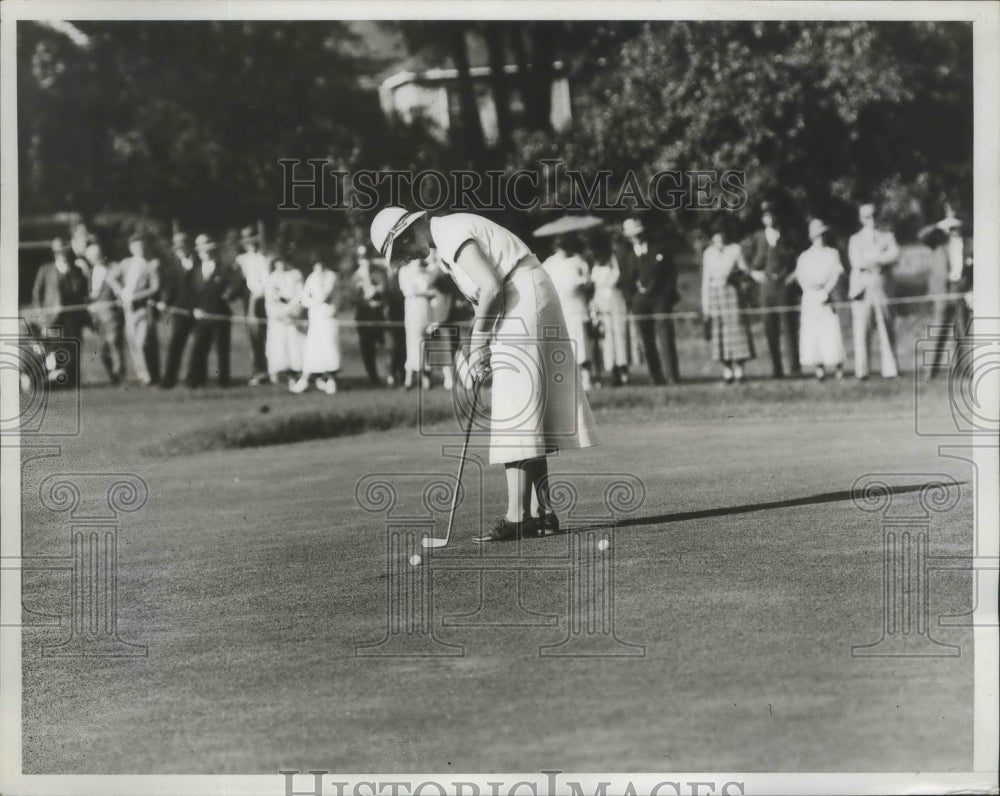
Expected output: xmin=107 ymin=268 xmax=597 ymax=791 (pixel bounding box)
xmin=18 ymin=345 xmax=975 ymax=774
xmin=22 ymin=302 xmax=974 ymax=774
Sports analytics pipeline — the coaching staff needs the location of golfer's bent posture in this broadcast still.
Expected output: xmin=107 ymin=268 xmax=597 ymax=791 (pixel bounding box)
xmin=371 ymin=208 xmax=598 ymax=542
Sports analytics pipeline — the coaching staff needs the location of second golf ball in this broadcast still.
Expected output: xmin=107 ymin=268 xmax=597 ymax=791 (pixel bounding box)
xmin=409 ymin=554 xmax=422 ymax=566
xmin=598 ymin=539 xmax=610 ymax=552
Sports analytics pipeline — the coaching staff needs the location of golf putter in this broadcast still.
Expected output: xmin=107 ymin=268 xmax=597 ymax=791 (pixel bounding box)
xmin=422 ymin=377 xmax=483 ymax=549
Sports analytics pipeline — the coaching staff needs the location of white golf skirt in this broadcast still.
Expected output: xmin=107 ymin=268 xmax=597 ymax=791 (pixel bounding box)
xmin=485 ymin=257 xmax=598 ymax=465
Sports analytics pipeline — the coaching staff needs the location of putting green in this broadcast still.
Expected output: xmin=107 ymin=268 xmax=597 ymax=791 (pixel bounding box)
xmin=18 ymin=374 xmax=974 ymax=774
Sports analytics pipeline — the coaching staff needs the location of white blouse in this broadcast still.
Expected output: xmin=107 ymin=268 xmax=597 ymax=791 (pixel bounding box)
xmin=542 ymin=250 xmax=590 ymax=301
xmin=429 ymin=213 xmax=532 ymax=304
xmin=591 ymin=255 xmax=622 ymax=294
xmin=302 ymin=270 xmax=336 ymax=310
xmin=702 ymin=243 xmax=745 ymax=285
xmin=795 ymin=245 xmax=843 ymax=294
xmin=397 ymin=260 xmax=438 ymax=299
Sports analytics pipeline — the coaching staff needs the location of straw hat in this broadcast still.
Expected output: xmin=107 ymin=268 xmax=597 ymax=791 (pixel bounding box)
xmin=622 ymin=218 xmax=645 ymax=238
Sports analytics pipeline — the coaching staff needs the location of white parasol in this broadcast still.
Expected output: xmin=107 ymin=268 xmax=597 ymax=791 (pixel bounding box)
xmin=531 ymin=215 xmax=605 ymax=238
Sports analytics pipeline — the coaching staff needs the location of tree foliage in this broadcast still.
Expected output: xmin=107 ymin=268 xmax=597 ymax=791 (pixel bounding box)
xmin=18 ymin=19 xmax=972 ymax=252
xmin=18 ymin=21 xmax=398 ymax=233
xmin=509 ymin=21 xmax=972 ymax=239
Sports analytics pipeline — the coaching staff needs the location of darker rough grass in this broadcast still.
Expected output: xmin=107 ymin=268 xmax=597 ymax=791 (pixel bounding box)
xmin=145 ymin=373 xmax=930 ymax=456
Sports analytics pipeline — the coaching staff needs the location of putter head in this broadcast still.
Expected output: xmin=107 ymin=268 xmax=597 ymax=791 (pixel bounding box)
xmin=421 ymin=537 xmax=449 ymax=549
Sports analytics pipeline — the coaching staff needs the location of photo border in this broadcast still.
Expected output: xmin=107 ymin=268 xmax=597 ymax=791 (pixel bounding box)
xmin=1 ymin=1 xmax=996 ymax=794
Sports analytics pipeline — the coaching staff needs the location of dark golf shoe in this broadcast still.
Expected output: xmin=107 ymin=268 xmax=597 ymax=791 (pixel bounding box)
xmin=473 ymin=518 xmax=522 ymax=543
xmin=537 ymin=512 xmax=561 ymax=536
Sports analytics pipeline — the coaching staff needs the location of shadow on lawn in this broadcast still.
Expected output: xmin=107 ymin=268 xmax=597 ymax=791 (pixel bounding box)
xmin=575 ymin=480 xmax=970 ymax=532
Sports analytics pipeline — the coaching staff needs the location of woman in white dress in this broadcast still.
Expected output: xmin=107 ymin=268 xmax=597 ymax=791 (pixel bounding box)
xmin=588 ymin=231 xmax=630 ymax=387
xmin=701 ymin=229 xmax=762 ymax=383
xmin=397 ymin=255 xmax=439 ymax=390
xmin=290 ymin=261 xmax=340 ymax=395
xmin=426 ymin=247 xmax=457 ymax=391
xmin=791 ymin=219 xmax=845 ymax=380
xmin=541 ymin=235 xmax=593 ymax=391
xmin=264 ymin=257 xmax=305 ymax=385
xmin=371 ymin=207 xmax=598 ymax=542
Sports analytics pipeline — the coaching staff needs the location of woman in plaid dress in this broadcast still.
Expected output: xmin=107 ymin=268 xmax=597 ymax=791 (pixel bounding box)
xmin=701 ymin=230 xmax=761 ymax=383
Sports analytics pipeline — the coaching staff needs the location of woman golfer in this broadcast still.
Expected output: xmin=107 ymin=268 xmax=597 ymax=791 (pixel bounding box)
xmin=371 ymin=208 xmax=598 ymax=542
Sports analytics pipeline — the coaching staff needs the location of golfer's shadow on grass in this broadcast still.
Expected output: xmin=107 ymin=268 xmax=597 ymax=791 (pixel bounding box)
xmin=589 ymin=480 xmax=970 ymax=531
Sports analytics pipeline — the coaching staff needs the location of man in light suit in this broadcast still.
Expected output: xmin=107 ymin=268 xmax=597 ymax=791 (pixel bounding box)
xmin=744 ymin=201 xmax=800 ymax=378
xmin=235 ymin=225 xmax=271 ymax=386
xmin=85 ymin=239 xmax=126 ymax=384
xmin=848 ymin=203 xmax=899 ymax=379
xmin=117 ymin=232 xmax=162 ymax=385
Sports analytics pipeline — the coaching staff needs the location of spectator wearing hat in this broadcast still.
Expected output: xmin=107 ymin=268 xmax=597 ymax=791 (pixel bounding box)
xmin=31 ymin=237 xmax=89 ymax=386
xmin=923 ymin=213 xmax=973 ymax=378
xmin=185 ymin=233 xmax=241 ymax=388
xmin=235 ymin=225 xmax=272 ymax=386
xmin=117 ymin=232 xmax=162 ymax=385
xmin=618 ymin=217 xmax=681 ymax=385
xmin=848 ymin=203 xmax=900 ymax=379
xmin=790 ymin=219 xmax=845 ymax=380
xmin=158 ymin=232 xmax=199 ymax=388
xmin=701 ymin=225 xmax=761 ymax=383
xmin=84 ymin=239 xmax=126 ymax=384
xmin=744 ymin=201 xmax=801 ymax=378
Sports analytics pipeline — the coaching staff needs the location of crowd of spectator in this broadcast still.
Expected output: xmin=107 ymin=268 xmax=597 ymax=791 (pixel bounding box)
xmin=24 ymin=201 xmax=973 ymax=394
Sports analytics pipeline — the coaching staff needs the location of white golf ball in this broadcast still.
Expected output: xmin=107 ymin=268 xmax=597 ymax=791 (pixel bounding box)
xmin=409 ymin=554 xmax=422 ymax=567
xmin=597 ymin=539 xmax=610 ymax=552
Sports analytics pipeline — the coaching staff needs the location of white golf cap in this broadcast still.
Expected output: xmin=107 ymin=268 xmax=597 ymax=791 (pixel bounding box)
xmin=370 ymin=207 xmax=426 ymax=264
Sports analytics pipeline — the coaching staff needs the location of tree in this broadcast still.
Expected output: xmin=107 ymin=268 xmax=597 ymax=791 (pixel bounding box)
xmin=17 ymin=21 xmax=388 ymax=237
xmin=508 ymin=21 xmax=972 ymax=240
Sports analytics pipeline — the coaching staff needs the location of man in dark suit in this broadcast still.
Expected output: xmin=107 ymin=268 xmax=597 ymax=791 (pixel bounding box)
xmin=31 ymin=238 xmax=89 ymax=386
xmin=158 ymin=232 xmax=198 ymax=388
xmin=924 ymin=214 xmax=973 ymax=378
xmin=353 ymin=244 xmax=392 ymax=386
xmin=618 ymin=218 xmax=680 ymax=385
xmin=744 ymin=201 xmax=800 ymax=378
xmin=384 ymin=260 xmax=407 ymax=387
xmin=185 ymin=234 xmax=241 ymax=388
